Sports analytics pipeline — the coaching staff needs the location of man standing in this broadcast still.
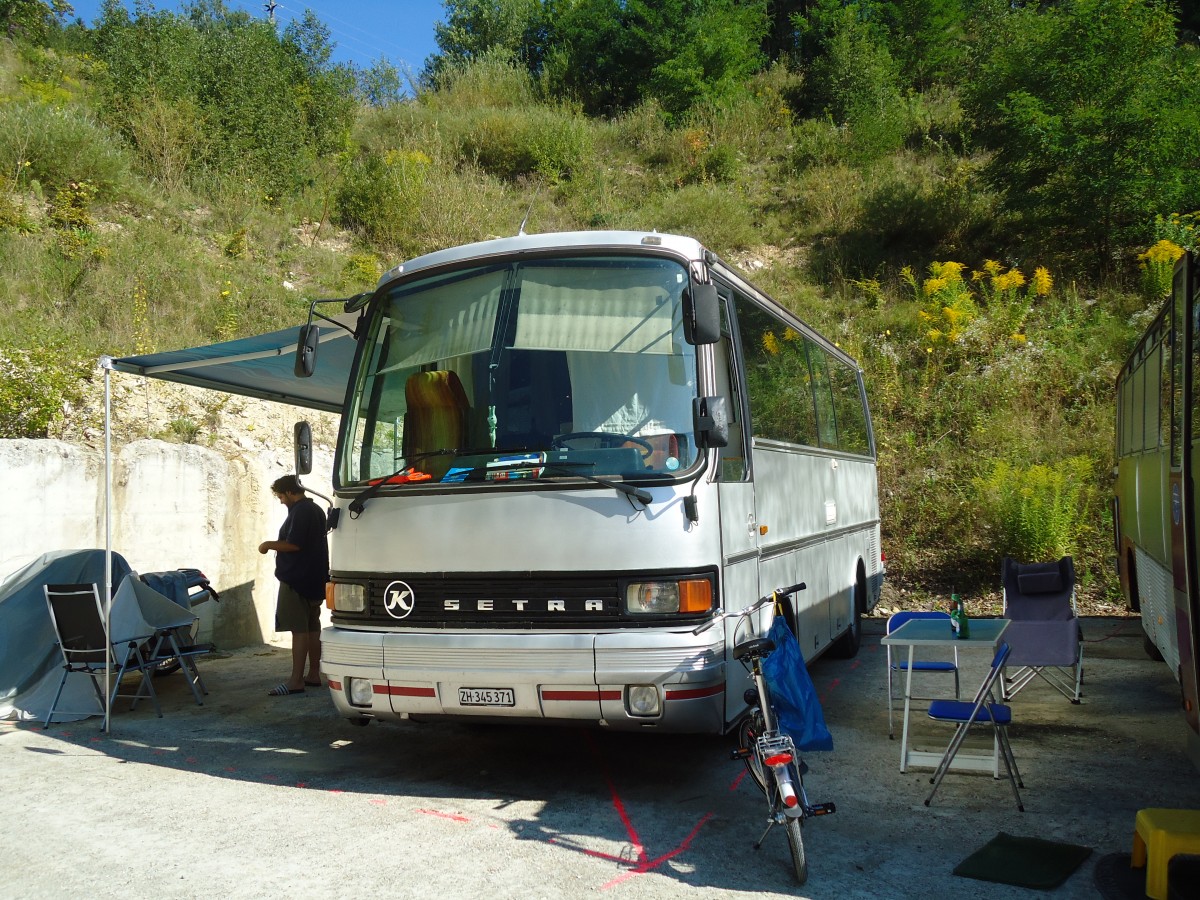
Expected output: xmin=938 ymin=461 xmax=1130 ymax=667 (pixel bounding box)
xmin=258 ymin=474 xmax=328 ymax=695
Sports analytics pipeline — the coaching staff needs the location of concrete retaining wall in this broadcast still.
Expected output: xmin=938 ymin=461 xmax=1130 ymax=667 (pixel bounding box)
xmin=0 ymin=438 xmax=333 ymax=649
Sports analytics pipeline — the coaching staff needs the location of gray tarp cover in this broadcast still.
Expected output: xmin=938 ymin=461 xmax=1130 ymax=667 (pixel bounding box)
xmin=0 ymin=550 xmax=196 ymax=723
xmin=109 ymin=313 xmax=359 ymax=413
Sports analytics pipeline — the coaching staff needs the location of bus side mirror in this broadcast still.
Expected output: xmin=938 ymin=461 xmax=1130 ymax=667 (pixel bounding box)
xmin=295 ymin=324 xmax=319 ymax=378
xmin=684 ymin=282 xmax=720 ymax=345
xmin=294 ymin=421 xmax=313 ymax=475
xmin=693 ymin=395 xmax=729 ymax=448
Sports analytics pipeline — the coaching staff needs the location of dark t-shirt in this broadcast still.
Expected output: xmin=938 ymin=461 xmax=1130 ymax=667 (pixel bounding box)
xmin=275 ymin=496 xmax=329 ymax=601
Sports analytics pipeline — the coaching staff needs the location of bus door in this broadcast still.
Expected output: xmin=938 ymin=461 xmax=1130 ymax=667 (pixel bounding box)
xmin=714 ymin=306 xmax=759 ymax=726
xmin=1180 ymin=252 xmax=1200 ymax=753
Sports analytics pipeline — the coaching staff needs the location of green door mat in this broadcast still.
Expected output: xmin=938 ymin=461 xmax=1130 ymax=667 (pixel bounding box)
xmin=954 ymin=832 xmax=1093 ymax=889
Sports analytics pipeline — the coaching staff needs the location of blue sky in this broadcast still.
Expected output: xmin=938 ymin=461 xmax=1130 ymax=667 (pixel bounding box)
xmin=66 ymin=0 xmax=446 ymax=74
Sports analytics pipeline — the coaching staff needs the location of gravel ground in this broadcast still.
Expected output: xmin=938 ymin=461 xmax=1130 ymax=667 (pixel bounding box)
xmin=3 ymin=615 xmax=1197 ymax=899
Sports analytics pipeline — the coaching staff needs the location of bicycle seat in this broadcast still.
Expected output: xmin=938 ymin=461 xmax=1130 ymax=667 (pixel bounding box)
xmin=733 ymin=637 xmax=775 ymax=661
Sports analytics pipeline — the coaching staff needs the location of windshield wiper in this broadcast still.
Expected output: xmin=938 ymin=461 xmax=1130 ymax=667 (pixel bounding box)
xmin=541 ymin=463 xmax=653 ymax=505
xmin=349 ymin=451 xmax=653 ymax=517
xmin=347 ymin=447 xmax=479 ymax=516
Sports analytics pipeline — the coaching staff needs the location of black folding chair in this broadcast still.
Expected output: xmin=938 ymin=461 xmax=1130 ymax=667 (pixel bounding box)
xmin=42 ymin=583 xmax=162 ymax=728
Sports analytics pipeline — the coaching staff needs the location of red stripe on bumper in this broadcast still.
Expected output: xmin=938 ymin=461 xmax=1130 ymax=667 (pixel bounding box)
xmin=378 ymin=684 xmax=437 ymax=698
xmin=541 ymin=689 xmax=622 ymax=701
xmin=664 ymin=684 xmax=725 ymax=701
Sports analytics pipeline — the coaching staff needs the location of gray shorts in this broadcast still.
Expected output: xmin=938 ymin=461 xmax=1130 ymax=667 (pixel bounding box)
xmin=275 ymin=582 xmax=321 ymax=633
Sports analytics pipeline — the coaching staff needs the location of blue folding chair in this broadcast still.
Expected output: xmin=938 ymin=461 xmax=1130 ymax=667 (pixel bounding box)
xmin=924 ymin=642 xmax=1024 ymax=811
xmin=886 ymin=610 xmax=961 ymax=738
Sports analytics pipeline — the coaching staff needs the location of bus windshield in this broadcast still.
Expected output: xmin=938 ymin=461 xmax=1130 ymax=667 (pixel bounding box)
xmin=339 ymin=254 xmax=700 ymax=487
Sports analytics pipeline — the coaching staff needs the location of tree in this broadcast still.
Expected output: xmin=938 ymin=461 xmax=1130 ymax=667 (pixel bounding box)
xmin=965 ymin=0 xmax=1200 ymax=268
xmin=358 ymin=57 xmax=405 ymax=107
xmin=91 ymin=1 xmax=355 ymax=195
xmin=425 ymin=0 xmax=543 ymax=82
xmin=543 ymin=0 xmax=767 ymax=117
xmin=0 ymin=0 xmax=71 ymax=41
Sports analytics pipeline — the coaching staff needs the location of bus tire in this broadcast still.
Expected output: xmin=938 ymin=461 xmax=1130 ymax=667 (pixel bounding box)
xmin=1144 ymin=634 xmax=1165 ymax=662
xmin=828 ymin=568 xmax=866 ymax=659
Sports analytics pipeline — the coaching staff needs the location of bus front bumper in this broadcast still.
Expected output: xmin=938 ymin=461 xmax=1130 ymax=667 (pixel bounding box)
xmin=320 ymin=626 xmax=728 ymax=734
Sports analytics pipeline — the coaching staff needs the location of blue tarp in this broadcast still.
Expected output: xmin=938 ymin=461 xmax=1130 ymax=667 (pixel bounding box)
xmin=109 ymin=313 xmax=360 ymax=413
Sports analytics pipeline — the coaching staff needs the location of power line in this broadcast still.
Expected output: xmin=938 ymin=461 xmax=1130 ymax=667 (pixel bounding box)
xmin=272 ymin=0 xmax=433 ymax=69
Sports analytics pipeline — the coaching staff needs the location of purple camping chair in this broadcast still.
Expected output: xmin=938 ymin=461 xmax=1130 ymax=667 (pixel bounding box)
xmin=1000 ymin=556 xmax=1083 ymax=703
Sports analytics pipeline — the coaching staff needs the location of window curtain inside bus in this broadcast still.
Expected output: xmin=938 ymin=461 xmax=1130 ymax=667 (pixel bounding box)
xmin=513 ymin=265 xmax=683 ymax=355
xmin=565 ymin=351 xmax=696 ymax=437
xmin=377 ymin=269 xmax=505 ymax=372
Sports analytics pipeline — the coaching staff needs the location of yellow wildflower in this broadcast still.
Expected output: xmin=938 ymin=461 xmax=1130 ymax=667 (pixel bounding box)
xmin=762 ymin=331 xmax=780 ymax=356
xmin=1011 ymin=333 xmax=1028 ymax=343
xmin=1138 ymin=239 xmax=1185 ymax=266
xmin=783 ymin=327 xmax=800 ymax=343
xmin=1032 ymin=266 xmax=1053 ymax=297
xmin=923 ymin=275 xmax=948 ymax=296
xmin=993 ymin=269 xmax=1026 ymax=292
xmin=984 ymin=259 xmax=1002 ymax=276
xmin=930 ymin=261 xmax=966 ymax=282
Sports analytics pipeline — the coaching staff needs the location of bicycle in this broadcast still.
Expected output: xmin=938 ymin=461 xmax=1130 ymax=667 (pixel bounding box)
xmin=695 ymin=583 xmax=835 ymax=884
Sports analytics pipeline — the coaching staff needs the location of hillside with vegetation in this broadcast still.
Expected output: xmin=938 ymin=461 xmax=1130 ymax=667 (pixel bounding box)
xmin=2 ymin=0 xmax=1199 ymax=608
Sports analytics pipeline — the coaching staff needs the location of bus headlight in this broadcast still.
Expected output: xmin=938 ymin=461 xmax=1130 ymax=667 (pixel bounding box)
xmin=347 ymin=677 xmax=374 ymax=706
xmin=624 ymin=579 xmax=712 ymax=615
xmin=626 ymin=685 xmax=660 ymax=717
xmin=331 ymin=582 xmax=365 ymax=612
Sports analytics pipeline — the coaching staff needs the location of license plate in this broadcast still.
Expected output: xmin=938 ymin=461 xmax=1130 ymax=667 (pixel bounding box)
xmin=458 ymin=687 xmax=515 ymax=707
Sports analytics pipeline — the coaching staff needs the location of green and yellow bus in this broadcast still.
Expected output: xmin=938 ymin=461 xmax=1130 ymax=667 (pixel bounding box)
xmin=1115 ymin=249 xmax=1200 ymax=766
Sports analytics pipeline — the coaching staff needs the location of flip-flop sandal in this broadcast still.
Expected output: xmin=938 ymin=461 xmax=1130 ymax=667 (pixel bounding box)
xmin=267 ymin=683 xmax=305 ymax=696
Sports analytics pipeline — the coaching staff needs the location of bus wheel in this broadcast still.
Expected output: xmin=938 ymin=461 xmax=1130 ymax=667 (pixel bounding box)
xmin=828 ymin=569 xmax=866 ymax=659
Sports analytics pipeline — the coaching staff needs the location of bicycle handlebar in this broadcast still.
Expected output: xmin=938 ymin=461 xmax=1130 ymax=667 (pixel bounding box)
xmin=693 ymin=582 xmax=806 ymax=635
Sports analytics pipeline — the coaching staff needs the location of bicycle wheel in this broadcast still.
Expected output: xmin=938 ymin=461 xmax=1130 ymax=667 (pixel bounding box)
xmin=737 ymin=711 xmax=767 ymax=794
xmin=784 ymin=815 xmax=808 ymax=884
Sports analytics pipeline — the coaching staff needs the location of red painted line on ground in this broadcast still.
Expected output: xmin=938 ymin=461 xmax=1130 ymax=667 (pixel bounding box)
xmin=416 ymin=808 xmax=471 ymax=823
xmin=601 ymin=812 xmax=715 ymax=890
xmin=369 ymin=798 xmax=386 ymax=806
xmin=850 ymin=659 xmax=862 ymax=670
xmin=729 ymin=768 xmax=747 ymax=791
xmin=578 ymin=730 xmax=721 ymax=890
xmin=295 ymin=782 xmax=309 ymax=788
xmin=550 ymin=840 xmax=626 ymax=864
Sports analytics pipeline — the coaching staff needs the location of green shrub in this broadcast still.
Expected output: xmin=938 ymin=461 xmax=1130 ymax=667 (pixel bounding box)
xmin=447 ymin=105 xmax=594 ymax=181
xmin=423 ymin=49 xmax=537 ymax=111
xmin=974 ymin=457 xmax=1094 ymax=563
xmin=0 ymin=340 xmax=89 ymax=438
xmin=341 ymin=252 xmax=382 ymax=289
xmin=334 ymin=149 xmax=429 ymax=247
xmin=0 ymin=101 xmax=132 ymax=197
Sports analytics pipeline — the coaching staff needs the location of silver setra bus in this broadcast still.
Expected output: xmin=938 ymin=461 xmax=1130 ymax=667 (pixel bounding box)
xmin=307 ymin=230 xmax=883 ymax=733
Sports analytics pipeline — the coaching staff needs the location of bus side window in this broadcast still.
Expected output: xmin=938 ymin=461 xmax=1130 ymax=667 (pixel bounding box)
xmin=806 ymin=340 xmax=838 ymax=449
xmin=735 ymin=296 xmax=818 ymax=446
